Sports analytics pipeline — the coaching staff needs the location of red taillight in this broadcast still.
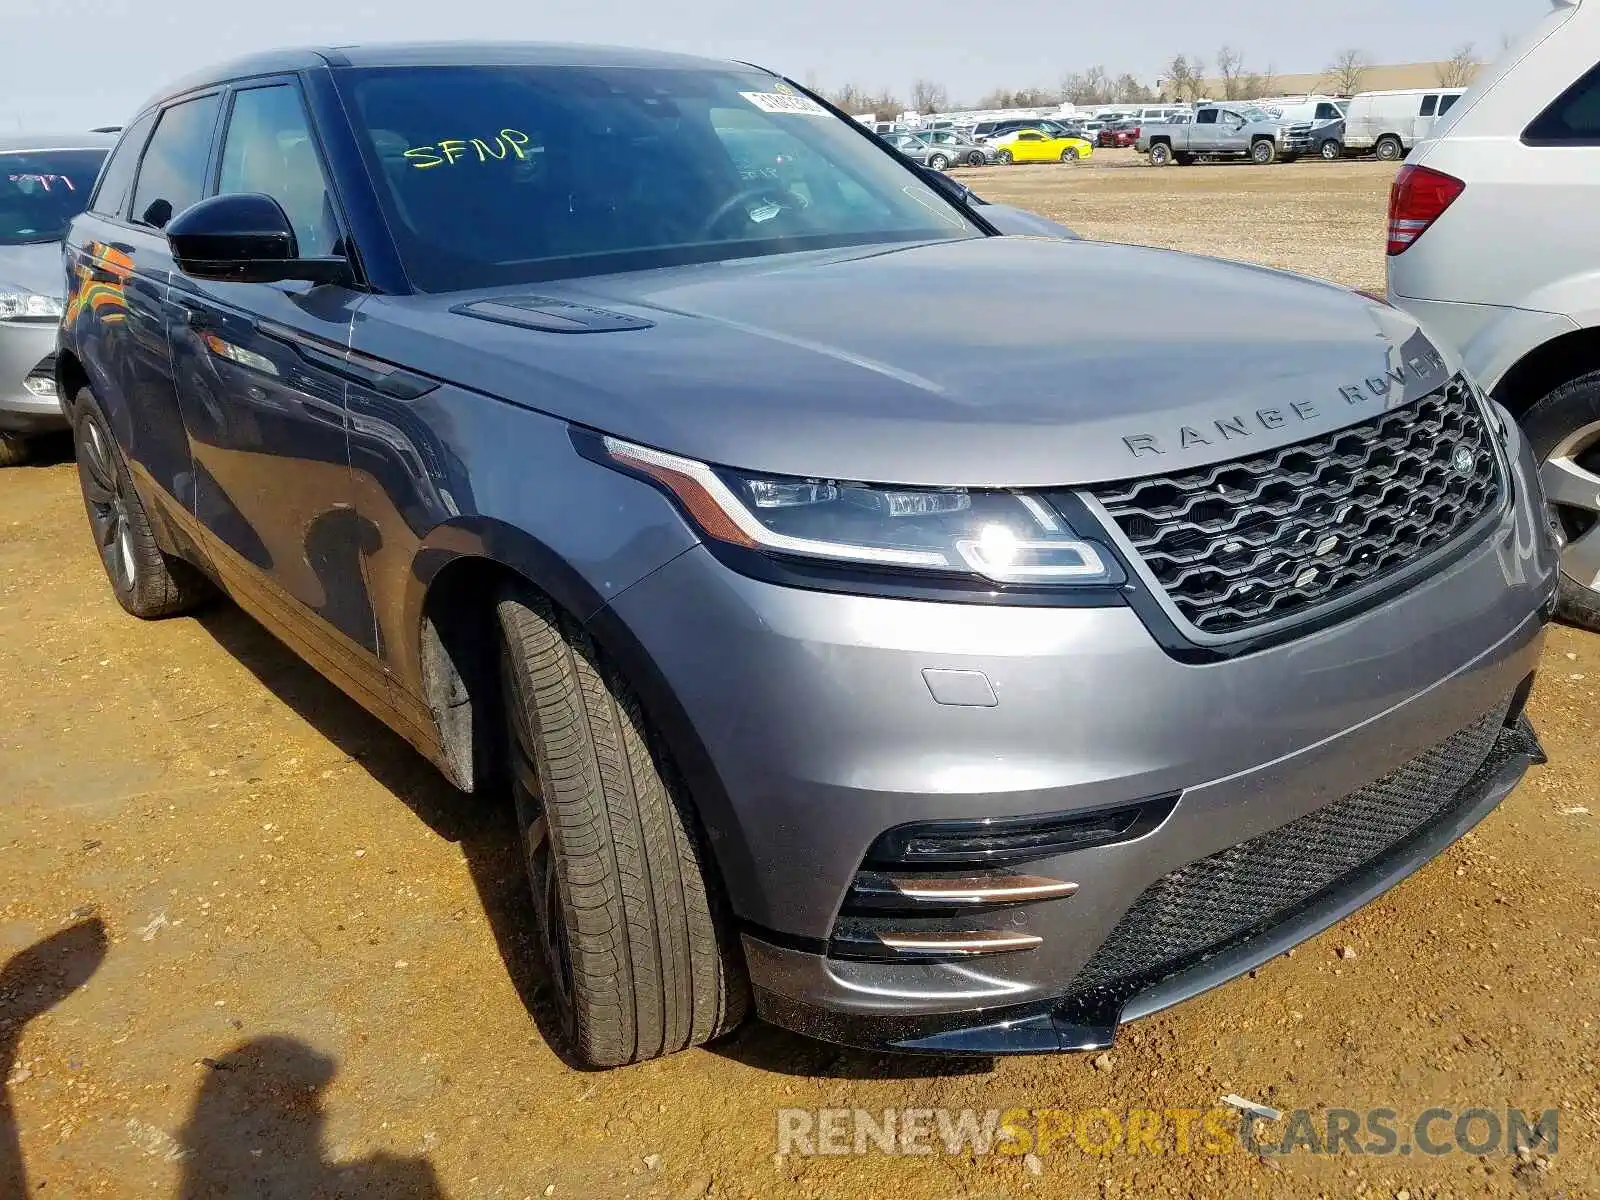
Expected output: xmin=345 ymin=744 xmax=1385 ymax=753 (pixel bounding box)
xmin=1387 ymin=164 xmax=1465 ymax=256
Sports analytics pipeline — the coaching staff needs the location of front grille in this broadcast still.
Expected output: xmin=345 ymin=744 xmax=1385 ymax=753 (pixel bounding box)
xmin=1067 ymin=697 xmax=1511 ymax=1001
xmin=1089 ymin=379 xmax=1502 ymax=636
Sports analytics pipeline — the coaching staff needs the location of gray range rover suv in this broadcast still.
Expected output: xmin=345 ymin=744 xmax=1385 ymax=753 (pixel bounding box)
xmin=59 ymin=43 xmax=1558 ymax=1068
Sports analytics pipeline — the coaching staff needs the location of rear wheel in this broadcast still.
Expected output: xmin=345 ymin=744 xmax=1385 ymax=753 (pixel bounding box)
xmin=1375 ymin=135 xmax=1404 ymax=162
xmin=71 ymin=390 xmax=213 ymax=619
xmin=1148 ymin=142 xmax=1172 ymax=166
xmin=0 ymin=432 xmax=31 ymax=468
xmin=1319 ymin=138 xmax=1343 ymax=161
xmin=995 ymin=149 xmax=1013 ymax=165
xmin=1250 ymin=138 xmax=1277 ymax=165
xmin=1059 ymin=147 xmax=1080 ymax=163
xmin=497 ymin=588 xmax=748 ymax=1067
xmin=1524 ymin=371 xmax=1600 ymax=631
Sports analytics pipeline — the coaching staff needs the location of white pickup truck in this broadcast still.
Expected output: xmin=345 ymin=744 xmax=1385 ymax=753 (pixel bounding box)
xmin=1137 ymin=103 xmax=1310 ymax=165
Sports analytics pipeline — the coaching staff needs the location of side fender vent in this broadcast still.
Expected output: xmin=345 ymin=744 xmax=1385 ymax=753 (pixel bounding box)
xmin=452 ymin=297 xmax=655 ymax=334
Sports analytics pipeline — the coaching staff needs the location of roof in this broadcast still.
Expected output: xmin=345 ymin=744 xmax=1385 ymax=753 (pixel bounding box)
xmin=0 ymin=132 xmax=118 ymax=153
xmin=139 ymin=41 xmax=752 ymax=112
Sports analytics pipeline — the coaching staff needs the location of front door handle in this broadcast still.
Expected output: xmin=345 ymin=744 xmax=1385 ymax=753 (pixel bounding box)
xmin=173 ymin=298 xmax=212 ymax=329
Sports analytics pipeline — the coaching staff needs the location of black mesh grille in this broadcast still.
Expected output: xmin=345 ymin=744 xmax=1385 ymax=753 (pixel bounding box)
xmin=1088 ymin=379 xmax=1502 ymax=636
xmin=1068 ymin=698 xmax=1511 ymax=998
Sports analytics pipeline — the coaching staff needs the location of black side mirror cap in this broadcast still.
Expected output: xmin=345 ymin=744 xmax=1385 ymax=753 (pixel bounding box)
xmin=167 ymin=193 xmax=352 ymax=287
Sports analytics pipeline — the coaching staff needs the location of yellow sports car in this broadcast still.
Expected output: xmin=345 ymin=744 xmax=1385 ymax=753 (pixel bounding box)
xmin=993 ymin=129 xmax=1095 ymax=164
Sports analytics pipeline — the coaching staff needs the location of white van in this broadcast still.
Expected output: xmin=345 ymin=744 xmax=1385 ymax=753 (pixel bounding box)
xmin=1343 ymin=88 xmax=1467 ymax=160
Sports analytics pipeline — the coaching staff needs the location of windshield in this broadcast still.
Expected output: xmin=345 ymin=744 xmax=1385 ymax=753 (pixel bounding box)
xmin=338 ymin=65 xmax=978 ymax=292
xmin=0 ymin=149 xmax=107 ymax=246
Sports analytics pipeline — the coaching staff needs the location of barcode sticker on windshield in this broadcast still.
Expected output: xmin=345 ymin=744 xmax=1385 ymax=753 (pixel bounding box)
xmin=740 ymin=91 xmax=828 ymax=116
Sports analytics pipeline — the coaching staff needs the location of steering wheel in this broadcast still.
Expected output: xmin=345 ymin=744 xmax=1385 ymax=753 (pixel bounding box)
xmin=696 ymin=186 xmax=797 ymax=238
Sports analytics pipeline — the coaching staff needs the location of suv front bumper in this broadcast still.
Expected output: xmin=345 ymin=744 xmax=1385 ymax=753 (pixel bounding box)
xmin=602 ymin=421 xmax=1558 ymax=1051
xmin=0 ymin=321 xmax=67 ymax=435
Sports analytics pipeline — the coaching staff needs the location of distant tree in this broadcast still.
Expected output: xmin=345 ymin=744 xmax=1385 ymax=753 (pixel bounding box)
xmin=1217 ymin=45 xmax=1245 ymax=100
xmin=1437 ymin=43 xmax=1480 ymax=88
xmin=1112 ymin=73 xmax=1154 ymax=103
xmin=1327 ymin=49 xmax=1369 ymax=97
xmin=910 ymin=78 xmax=949 ymax=115
xmin=827 ymin=85 xmax=904 ymax=120
xmin=1164 ymin=54 xmax=1207 ymax=103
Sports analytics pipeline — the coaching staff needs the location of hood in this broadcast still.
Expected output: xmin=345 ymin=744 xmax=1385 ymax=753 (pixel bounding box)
xmin=0 ymin=240 xmax=67 ymax=300
xmin=355 ymin=236 xmax=1457 ymax=488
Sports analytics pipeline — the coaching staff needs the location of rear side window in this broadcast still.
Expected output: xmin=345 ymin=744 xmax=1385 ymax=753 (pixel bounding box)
xmin=218 ymin=84 xmax=341 ymax=257
xmin=1196 ymin=110 xmax=1218 ymax=125
xmin=1524 ymin=61 xmax=1600 ymax=144
xmin=1438 ymin=94 xmax=1459 ymax=115
xmin=1420 ymin=95 xmax=1439 ymax=117
xmin=131 ymin=93 xmax=222 ymax=230
xmin=90 ymin=112 xmax=156 ymax=218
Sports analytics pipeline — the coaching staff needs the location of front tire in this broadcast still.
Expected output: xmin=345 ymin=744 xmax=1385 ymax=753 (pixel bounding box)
xmin=1250 ymin=139 xmax=1277 ymax=165
xmin=1375 ymin=136 xmax=1404 ymax=162
xmin=1148 ymin=143 xmax=1172 ymax=166
xmin=497 ymin=589 xmax=747 ymax=1067
xmin=71 ymin=390 xmax=212 ymax=619
xmin=1319 ymin=138 xmax=1343 ymax=161
xmin=0 ymin=432 xmax=31 ymax=467
xmin=927 ymin=153 xmax=950 ymax=171
xmin=1523 ymin=371 xmax=1600 ymax=631
xmin=966 ymin=150 xmax=985 ymax=166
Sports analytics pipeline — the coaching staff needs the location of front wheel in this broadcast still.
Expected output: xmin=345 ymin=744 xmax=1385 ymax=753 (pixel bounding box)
xmin=966 ymin=150 xmax=986 ymax=166
xmin=927 ymin=153 xmax=949 ymax=171
xmin=1250 ymin=139 xmax=1277 ymax=165
xmin=995 ymin=149 xmax=1013 ymax=164
xmin=1375 ymin=136 xmax=1404 ymax=162
xmin=1148 ymin=143 xmax=1172 ymax=166
xmin=1524 ymin=371 xmax=1600 ymax=631
xmin=497 ymin=588 xmax=748 ymax=1067
xmin=71 ymin=391 xmax=213 ymax=619
xmin=1319 ymin=138 xmax=1343 ymax=161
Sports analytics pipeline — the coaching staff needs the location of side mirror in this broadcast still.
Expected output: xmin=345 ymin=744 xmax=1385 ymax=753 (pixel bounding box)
xmin=166 ymin=193 xmax=350 ymax=287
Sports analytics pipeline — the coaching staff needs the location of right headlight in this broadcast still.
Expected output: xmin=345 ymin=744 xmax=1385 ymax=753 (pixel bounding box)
xmin=601 ymin=436 xmax=1119 ymax=588
xmin=0 ymin=285 xmax=63 ymax=322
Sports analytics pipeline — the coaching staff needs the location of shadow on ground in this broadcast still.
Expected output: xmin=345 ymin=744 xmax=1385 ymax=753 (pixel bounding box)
xmin=0 ymin=918 xmax=109 ymax=1196
xmin=194 ymin=601 xmax=996 ymax=1082
xmin=177 ymin=1036 xmax=441 ymax=1198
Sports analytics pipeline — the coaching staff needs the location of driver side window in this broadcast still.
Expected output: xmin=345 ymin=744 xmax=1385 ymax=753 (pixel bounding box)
xmin=218 ymin=85 xmax=341 ymax=258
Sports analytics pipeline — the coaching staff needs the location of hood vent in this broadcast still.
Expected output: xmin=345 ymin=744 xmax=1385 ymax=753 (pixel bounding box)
xmin=452 ymin=296 xmax=654 ymax=334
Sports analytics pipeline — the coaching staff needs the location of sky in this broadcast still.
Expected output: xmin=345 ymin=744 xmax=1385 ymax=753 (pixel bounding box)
xmin=4 ymin=0 xmax=1554 ymax=130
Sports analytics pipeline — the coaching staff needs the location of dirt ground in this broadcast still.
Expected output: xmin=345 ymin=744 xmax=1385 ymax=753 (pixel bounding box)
xmin=2 ymin=151 xmax=1597 ymax=1200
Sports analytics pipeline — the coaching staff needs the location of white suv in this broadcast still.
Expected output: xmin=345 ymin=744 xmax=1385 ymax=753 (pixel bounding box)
xmin=1388 ymin=0 xmax=1600 ymax=630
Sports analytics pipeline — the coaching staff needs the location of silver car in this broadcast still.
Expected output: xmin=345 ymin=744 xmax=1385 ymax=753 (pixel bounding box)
xmin=916 ymin=130 xmax=993 ymax=169
xmin=0 ymin=133 xmax=114 ymax=465
xmin=1388 ymin=0 xmax=1600 ymax=630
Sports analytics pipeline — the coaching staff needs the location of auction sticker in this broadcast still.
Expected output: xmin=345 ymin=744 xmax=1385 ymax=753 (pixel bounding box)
xmin=740 ymin=91 xmax=828 ymax=116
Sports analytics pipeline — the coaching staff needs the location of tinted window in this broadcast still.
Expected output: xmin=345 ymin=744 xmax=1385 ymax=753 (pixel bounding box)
xmin=1438 ymin=94 xmax=1459 ymax=114
xmin=1196 ymin=109 xmax=1218 ymax=125
xmin=339 ymin=65 xmax=976 ymax=292
xmin=1316 ymin=103 xmax=1340 ymax=120
xmin=131 ymin=94 xmax=221 ymax=230
xmin=1420 ymin=95 xmax=1438 ymax=117
xmin=90 ymin=112 xmax=155 ymax=218
xmin=0 ymin=149 xmax=109 ymax=245
xmin=220 ymin=85 xmax=340 ymax=256
xmin=1525 ymin=63 xmax=1600 ymax=143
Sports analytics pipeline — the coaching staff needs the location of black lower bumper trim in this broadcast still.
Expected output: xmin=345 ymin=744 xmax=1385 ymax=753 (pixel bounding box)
xmin=753 ymin=717 xmax=1543 ymax=1057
